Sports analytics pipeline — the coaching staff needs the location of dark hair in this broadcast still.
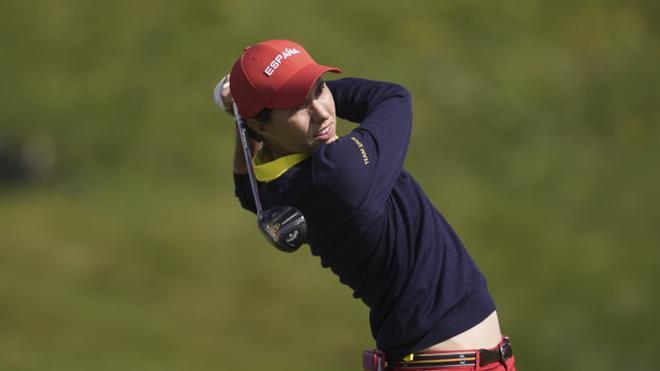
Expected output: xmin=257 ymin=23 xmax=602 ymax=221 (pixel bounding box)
xmin=245 ymin=108 xmax=273 ymax=142
xmin=244 ymin=108 xmax=272 ymax=142
xmin=254 ymin=107 xmax=272 ymax=123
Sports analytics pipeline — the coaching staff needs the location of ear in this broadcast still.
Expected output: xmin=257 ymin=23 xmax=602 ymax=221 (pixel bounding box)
xmin=246 ymin=118 xmax=268 ymax=137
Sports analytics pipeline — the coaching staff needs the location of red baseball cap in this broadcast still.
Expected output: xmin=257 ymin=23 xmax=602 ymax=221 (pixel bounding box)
xmin=230 ymin=40 xmax=341 ymax=119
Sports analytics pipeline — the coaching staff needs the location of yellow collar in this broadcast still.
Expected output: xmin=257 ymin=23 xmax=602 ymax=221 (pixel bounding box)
xmin=253 ymin=151 xmax=310 ymax=182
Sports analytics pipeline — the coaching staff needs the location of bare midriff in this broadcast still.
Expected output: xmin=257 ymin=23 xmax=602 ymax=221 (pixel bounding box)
xmin=420 ymin=311 xmax=502 ymax=352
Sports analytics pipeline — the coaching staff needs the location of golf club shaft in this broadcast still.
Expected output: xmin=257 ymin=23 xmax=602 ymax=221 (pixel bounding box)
xmin=233 ymin=103 xmax=263 ymax=214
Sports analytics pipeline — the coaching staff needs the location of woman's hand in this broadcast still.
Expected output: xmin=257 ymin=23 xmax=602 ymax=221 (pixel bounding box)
xmin=213 ymin=74 xmax=235 ymax=116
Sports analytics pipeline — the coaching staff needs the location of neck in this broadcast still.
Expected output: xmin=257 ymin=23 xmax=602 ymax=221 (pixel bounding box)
xmin=268 ymin=147 xmax=287 ymax=161
xmin=263 ymin=144 xmax=301 ymax=161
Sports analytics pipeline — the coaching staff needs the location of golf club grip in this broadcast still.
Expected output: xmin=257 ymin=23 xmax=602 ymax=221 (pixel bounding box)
xmin=233 ymin=103 xmax=263 ymax=214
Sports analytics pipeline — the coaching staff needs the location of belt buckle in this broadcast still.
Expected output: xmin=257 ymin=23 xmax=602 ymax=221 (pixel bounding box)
xmin=499 ymin=337 xmax=513 ymax=362
xmin=362 ymin=349 xmax=386 ymax=371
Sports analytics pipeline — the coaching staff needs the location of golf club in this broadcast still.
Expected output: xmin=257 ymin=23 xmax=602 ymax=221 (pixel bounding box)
xmin=232 ymin=102 xmax=307 ymax=252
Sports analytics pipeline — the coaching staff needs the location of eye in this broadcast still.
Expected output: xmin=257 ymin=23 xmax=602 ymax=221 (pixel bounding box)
xmin=314 ymin=81 xmax=325 ymax=98
xmin=288 ymin=103 xmax=305 ymax=115
xmin=288 ymin=80 xmax=325 ymax=115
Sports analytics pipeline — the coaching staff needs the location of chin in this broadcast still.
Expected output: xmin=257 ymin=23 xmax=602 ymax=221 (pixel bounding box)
xmin=313 ymin=135 xmax=337 ymax=148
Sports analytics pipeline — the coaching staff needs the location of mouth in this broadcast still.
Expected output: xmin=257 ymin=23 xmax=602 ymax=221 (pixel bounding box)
xmin=315 ymin=126 xmax=331 ymax=137
xmin=313 ymin=123 xmax=334 ymax=140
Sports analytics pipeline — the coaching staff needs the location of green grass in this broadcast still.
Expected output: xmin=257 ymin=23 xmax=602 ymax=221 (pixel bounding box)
xmin=2 ymin=0 xmax=659 ymax=370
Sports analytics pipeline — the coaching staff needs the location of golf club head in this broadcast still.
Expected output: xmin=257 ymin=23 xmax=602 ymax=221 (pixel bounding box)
xmin=258 ymin=206 xmax=307 ymax=252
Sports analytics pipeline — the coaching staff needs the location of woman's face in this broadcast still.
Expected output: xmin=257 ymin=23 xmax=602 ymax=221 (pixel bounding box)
xmin=247 ymin=79 xmax=338 ymax=158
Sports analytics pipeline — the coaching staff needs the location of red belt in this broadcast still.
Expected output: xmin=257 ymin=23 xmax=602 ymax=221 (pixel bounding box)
xmin=363 ymin=337 xmax=513 ymax=370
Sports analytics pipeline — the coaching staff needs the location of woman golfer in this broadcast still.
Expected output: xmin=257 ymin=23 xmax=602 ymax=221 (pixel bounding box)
xmin=214 ymin=39 xmax=516 ymax=371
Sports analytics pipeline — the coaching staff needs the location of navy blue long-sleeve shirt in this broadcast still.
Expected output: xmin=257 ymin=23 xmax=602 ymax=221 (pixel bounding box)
xmin=234 ymin=78 xmax=495 ymax=360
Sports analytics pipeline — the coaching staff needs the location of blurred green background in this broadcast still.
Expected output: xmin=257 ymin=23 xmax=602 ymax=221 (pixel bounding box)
xmin=1 ymin=0 xmax=659 ymax=370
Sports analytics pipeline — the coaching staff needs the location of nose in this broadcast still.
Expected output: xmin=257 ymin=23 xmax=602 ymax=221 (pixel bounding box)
xmin=308 ymin=98 xmax=329 ymax=123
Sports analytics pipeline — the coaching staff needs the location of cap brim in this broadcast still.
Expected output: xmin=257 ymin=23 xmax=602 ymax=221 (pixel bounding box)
xmin=267 ymin=64 xmax=341 ymax=110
